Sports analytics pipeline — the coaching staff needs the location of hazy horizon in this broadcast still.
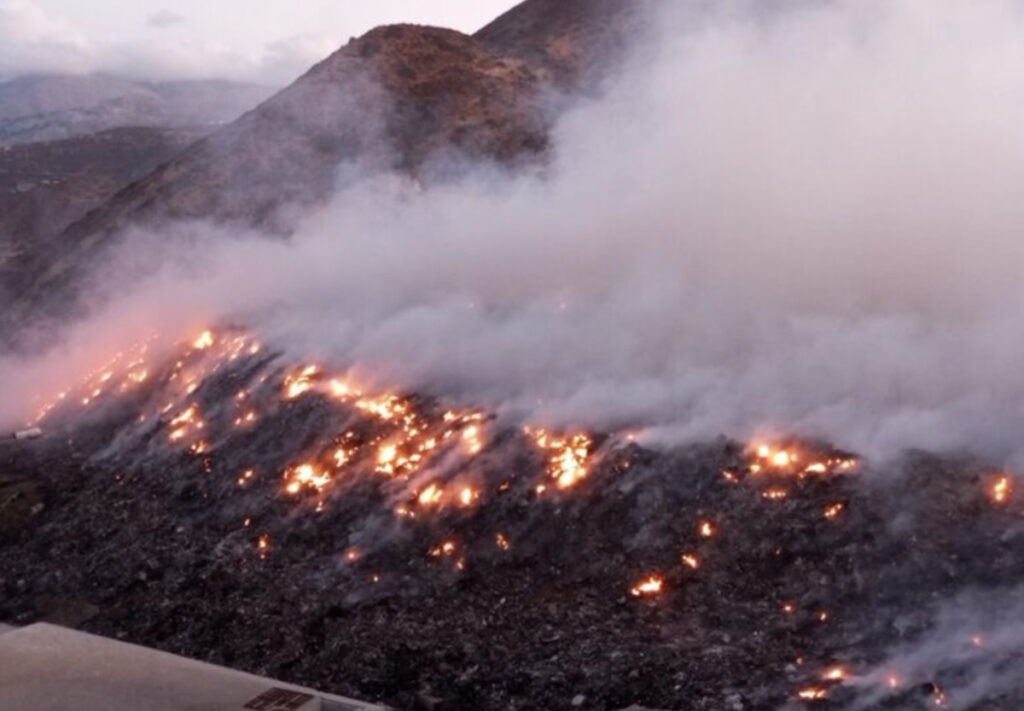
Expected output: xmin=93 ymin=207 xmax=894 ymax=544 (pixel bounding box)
xmin=0 ymin=0 xmax=519 ymax=86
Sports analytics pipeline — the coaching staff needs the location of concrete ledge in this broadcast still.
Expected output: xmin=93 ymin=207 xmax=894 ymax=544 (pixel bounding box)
xmin=0 ymin=623 xmax=384 ymax=711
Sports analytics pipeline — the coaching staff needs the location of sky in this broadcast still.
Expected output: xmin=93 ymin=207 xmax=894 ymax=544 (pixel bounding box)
xmin=0 ymin=0 xmax=518 ymax=85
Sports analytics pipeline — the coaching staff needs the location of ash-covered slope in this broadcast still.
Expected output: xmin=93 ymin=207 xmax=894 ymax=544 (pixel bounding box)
xmin=1 ymin=328 xmax=1022 ymax=711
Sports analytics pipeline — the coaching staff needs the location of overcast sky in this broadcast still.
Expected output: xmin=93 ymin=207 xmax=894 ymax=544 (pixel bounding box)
xmin=0 ymin=0 xmax=519 ymax=85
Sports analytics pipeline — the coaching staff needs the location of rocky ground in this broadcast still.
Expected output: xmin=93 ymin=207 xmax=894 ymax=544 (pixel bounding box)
xmin=1 ymin=337 xmax=1022 ymax=711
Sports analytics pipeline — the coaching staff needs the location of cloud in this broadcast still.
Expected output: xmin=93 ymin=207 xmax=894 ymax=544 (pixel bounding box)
xmin=145 ymin=9 xmax=185 ymax=30
xmin=0 ymin=0 xmax=91 ymax=77
xmin=6 ymin=0 xmax=1024 ymax=475
xmin=0 ymin=0 xmax=324 ymax=84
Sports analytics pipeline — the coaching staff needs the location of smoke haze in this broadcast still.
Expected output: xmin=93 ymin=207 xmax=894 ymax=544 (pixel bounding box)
xmin=5 ymin=0 xmax=1024 ymax=468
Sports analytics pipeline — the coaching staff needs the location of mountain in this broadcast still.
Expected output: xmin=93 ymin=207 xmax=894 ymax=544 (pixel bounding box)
xmin=0 ymin=75 xmax=275 ymax=146
xmin=0 ymin=126 xmax=206 ymax=305
xmin=1 ymin=1 xmax=648 ymax=342
xmin=474 ymin=0 xmax=652 ymax=88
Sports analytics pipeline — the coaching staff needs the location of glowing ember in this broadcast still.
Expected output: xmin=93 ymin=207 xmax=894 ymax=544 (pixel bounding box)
xmin=458 ymin=487 xmax=478 ymax=507
xmin=329 ymin=379 xmax=354 ymax=399
xmin=192 ymin=330 xmax=215 ymax=349
xmin=698 ymin=520 xmax=716 ymax=538
xmin=284 ymin=365 xmax=319 ymax=399
xmin=990 ymin=475 xmax=1013 ymax=504
xmin=630 ymin=576 xmax=664 ymax=597
xmin=762 ymin=488 xmax=788 ymax=500
xmin=681 ymin=553 xmax=700 ymax=570
xmin=429 ymin=540 xmax=457 ymax=557
xmin=797 ymin=687 xmax=828 ymax=701
xmin=750 ymin=442 xmax=859 ymax=477
xmin=823 ymin=502 xmax=845 ymax=520
xmin=377 ymin=444 xmax=398 ymax=474
xmin=462 ymin=424 xmax=483 ymax=454
xmin=822 ymin=666 xmax=848 ymax=682
xmin=529 ymin=428 xmax=593 ymax=489
xmin=418 ymin=484 xmax=444 ymax=506
xmin=285 ymin=463 xmax=331 ymax=494
xmin=495 ymin=533 xmax=510 ymax=551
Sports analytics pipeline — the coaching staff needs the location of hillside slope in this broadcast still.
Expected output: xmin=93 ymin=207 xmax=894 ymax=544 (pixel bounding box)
xmin=2 ymin=1 xmax=653 ymax=342
xmin=0 ymin=126 xmax=204 ymax=310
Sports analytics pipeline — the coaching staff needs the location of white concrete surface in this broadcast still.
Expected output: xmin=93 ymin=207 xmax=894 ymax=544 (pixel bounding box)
xmin=0 ymin=623 xmax=383 ymax=711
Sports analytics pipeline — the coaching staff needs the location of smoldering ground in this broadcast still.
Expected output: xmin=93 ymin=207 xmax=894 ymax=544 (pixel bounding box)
xmin=5 ymin=0 xmax=1024 ymax=470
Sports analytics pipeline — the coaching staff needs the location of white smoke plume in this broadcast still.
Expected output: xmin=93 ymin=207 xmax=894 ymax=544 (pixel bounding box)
xmin=5 ymin=0 xmax=1024 ymax=469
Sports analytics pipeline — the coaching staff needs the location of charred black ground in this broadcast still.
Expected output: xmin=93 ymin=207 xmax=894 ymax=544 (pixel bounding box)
xmin=1 ymin=334 xmax=1022 ymax=711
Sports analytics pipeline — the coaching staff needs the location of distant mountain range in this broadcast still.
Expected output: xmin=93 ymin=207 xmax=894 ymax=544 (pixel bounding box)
xmin=0 ymin=74 xmax=276 ymax=146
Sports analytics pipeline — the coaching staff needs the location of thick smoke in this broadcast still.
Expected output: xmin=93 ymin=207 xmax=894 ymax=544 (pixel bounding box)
xmin=5 ymin=0 xmax=1024 ymax=467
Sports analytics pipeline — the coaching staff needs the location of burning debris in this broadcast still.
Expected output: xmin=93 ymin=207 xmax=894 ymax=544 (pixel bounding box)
xmin=3 ymin=326 xmax=1024 ymax=710
xmin=629 ymin=576 xmax=664 ymax=598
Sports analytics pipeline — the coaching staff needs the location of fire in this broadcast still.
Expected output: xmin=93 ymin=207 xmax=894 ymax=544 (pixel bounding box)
xmin=462 ymin=424 xmax=483 ymax=454
xmin=377 ymin=444 xmax=398 ymax=473
xmin=458 ymin=487 xmax=478 ymax=507
xmin=285 ymin=463 xmax=331 ymax=494
xmin=681 ymin=553 xmax=700 ymax=570
xmin=234 ymin=410 xmax=258 ymax=427
xmin=990 ymin=474 xmax=1013 ymax=504
xmin=418 ymin=484 xmax=444 ymax=506
xmin=332 ymin=448 xmax=351 ymax=467
xmin=750 ymin=442 xmax=859 ymax=477
xmin=823 ymin=502 xmax=845 ymax=520
xmin=429 ymin=540 xmax=457 ymax=557
xmin=496 ymin=533 xmax=510 ymax=551
xmin=329 ymin=378 xmax=353 ymax=399
xmin=257 ymin=534 xmax=270 ymax=554
xmin=192 ymin=330 xmax=215 ymax=350
xmin=698 ymin=520 xmax=716 ymax=538
xmin=343 ymin=547 xmax=362 ymax=563
xmin=796 ymin=687 xmax=828 ymax=701
xmin=529 ymin=429 xmax=592 ymax=489
xmin=821 ymin=666 xmax=848 ymax=682
xmin=630 ymin=576 xmax=664 ymax=597
xmin=356 ymin=394 xmax=408 ymax=421
xmin=762 ymin=488 xmax=788 ymax=500
xmin=284 ymin=365 xmax=319 ymax=399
